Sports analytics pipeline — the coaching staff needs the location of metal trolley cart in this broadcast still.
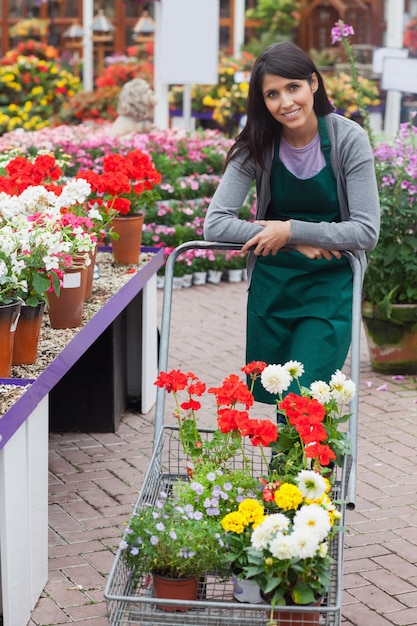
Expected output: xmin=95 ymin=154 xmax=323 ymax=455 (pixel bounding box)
xmin=105 ymin=241 xmax=362 ymax=626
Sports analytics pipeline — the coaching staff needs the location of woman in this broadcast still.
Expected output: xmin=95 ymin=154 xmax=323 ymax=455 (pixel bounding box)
xmin=203 ymin=42 xmax=380 ymax=403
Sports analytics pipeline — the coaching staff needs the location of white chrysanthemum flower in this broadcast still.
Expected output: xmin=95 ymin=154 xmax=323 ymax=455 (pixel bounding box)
xmin=284 ymin=360 xmax=304 ymax=379
xmin=291 ymin=529 xmax=320 ymax=559
xmin=296 ymin=470 xmax=327 ymax=501
xmin=309 ymin=380 xmax=331 ymax=404
xmin=330 ymin=370 xmax=356 ymax=403
xmin=293 ymin=504 xmax=331 ymax=542
xmin=261 ymin=364 xmax=292 ymax=395
xmin=250 ymin=513 xmax=290 ymax=550
xmin=269 ymin=533 xmax=297 ymax=559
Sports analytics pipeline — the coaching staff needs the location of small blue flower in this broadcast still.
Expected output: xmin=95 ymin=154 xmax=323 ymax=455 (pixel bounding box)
xmin=190 ymin=481 xmax=204 ymax=495
xmin=119 ymin=540 xmax=128 ymax=550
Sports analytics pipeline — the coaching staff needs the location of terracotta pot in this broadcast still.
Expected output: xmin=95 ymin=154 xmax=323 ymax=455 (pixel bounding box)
xmin=362 ymin=301 xmax=417 ymax=374
xmin=0 ymin=299 xmax=21 ymax=377
xmin=47 ymin=265 xmax=87 ymax=329
xmin=152 ymin=573 xmax=198 ymax=612
xmin=12 ymin=301 xmax=45 ymax=365
xmin=264 ymin=597 xmax=323 ymax=625
xmin=111 ymin=213 xmax=144 ymax=265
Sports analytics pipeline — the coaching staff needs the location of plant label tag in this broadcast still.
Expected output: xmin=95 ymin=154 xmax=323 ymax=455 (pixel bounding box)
xmin=11 ymin=312 xmax=20 ymax=332
xmin=63 ymin=272 xmax=82 ymax=289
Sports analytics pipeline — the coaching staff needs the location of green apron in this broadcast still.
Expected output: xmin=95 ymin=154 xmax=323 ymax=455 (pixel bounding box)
xmin=247 ymin=117 xmax=353 ymax=404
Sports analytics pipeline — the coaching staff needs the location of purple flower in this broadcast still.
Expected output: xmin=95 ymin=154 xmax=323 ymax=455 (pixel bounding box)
xmin=190 ymin=481 xmax=204 ymax=495
xmin=331 ymin=22 xmax=354 ymax=44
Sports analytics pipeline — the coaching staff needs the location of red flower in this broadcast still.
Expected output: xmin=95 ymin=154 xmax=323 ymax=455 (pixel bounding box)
xmin=111 ymin=197 xmax=131 ymax=215
xmin=241 ymin=361 xmax=267 ymax=376
xmin=217 ymin=408 xmax=248 ymax=433
xmin=208 ymin=374 xmax=254 ymax=409
xmin=246 ymin=418 xmax=278 ymax=447
xmin=305 ymin=443 xmax=336 ymax=466
xmin=180 ymin=399 xmax=202 ymax=411
xmin=154 ymin=369 xmax=189 ymax=393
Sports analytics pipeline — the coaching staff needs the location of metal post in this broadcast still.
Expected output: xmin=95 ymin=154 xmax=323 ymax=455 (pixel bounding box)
xmin=82 ymin=0 xmax=94 ymax=92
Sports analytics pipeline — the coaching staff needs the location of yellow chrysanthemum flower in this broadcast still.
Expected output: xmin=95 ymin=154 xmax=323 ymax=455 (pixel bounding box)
xmin=237 ymin=498 xmax=265 ymax=525
xmin=221 ymin=511 xmax=247 ymax=534
xmin=274 ymin=483 xmax=303 ymax=511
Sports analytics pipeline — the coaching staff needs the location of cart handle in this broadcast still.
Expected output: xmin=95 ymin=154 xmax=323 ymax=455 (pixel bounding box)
xmin=154 ymin=241 xmax=361 ymax=509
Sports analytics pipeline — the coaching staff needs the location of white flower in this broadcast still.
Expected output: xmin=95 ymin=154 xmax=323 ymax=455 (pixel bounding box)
xmin=269 ymin=533 xmax=295 ymax=559
xmin=292 ymin=504 xmax=331 ymax=543
xmin=284 ymin=360 xmax=304 ymax=379
xmin=290 ymin=529 xmax=321 ymax=559
xmin=250 ymin=513 xmax=289 ymax=550
xmin=309 ymin=380 xmax=331 ymax=404
xmin=296 ymin=470 xmax=327 ymax=501
xmin=261 ymin=364 xmax=292 ymax=395
xmin=329 ymin=370 xmax=356 ymax=404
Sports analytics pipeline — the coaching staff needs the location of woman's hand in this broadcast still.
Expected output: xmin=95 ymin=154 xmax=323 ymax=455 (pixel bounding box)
xmin=296 ymin=244 xmax=342 ymax=260
xmin=241 ymin=220 xmax=291 ymax=256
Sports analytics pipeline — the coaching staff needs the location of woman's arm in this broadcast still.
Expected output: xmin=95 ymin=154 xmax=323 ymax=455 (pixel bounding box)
xmin=203 ymin=154 xmax=264 ymax=244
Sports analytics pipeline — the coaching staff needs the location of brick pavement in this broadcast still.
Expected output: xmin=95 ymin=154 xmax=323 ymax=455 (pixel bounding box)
xmin=28 ymin=279 xmax=417 ymax=626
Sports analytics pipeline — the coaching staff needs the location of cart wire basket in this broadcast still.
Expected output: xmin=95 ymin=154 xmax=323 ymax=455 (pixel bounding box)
xmin=105 ymin=241 xmax=362 ymax=626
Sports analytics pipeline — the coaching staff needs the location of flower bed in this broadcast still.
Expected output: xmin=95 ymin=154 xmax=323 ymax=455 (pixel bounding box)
xmin=0 ymin=124 xmax=252 ymax=276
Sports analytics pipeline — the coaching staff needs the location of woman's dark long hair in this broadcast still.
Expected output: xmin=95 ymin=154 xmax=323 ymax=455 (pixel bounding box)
xmin=225 ymin=41 xmax=334 ymax=170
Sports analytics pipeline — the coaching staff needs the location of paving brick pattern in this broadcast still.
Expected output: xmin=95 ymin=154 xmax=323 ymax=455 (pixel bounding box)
xmin=28 ymin=280 xmax=417 ymax=626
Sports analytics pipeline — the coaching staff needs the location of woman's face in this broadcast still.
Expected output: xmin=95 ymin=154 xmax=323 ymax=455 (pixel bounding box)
xmin=262 ymin=73 xmax=318 ymax=135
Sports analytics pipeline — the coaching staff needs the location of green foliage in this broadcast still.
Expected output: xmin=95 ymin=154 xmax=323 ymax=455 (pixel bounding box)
xmin=246 ymin=0 xmax=305 ymax=36
xmin=364 ymin=120 xmax=417 ymax=307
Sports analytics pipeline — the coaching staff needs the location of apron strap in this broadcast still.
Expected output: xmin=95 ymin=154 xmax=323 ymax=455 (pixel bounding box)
xmin=318 ymin=116 xmax=332 ymax=169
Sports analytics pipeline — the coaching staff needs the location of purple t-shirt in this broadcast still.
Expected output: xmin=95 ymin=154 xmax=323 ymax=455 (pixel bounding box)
xmin=279 ymin=133 xmax=326 ymax=180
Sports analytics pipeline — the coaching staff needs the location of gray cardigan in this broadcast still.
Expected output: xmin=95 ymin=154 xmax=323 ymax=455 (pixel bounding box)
xmin=203 ymin=113 xmax=380 ymax=282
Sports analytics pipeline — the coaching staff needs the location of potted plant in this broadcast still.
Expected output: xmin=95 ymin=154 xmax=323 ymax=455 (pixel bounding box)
xmin=330 ymin=22 xmax=417 ymax=374
xmin=225 ymin=469 xmax=342 ymax=620
xmin=220 ymin=497 xmax=265 ymax=603
xmin=205 ymin=249 xmax=225 ymax=284
xmin=119 ymin=484 xmax=229 ymax=610
xmin=361 ymin=118 xmax=417 ymax=373
xmin=77 ymin=149 xmax=162 ymax=265
xmin=0 ymin=153 xmax=99 ymax=336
